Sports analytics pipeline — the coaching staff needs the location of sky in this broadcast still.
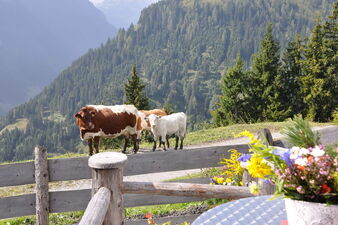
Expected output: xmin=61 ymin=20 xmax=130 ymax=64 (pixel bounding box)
xmin=89 ymin=0 xmax=105 ymax=6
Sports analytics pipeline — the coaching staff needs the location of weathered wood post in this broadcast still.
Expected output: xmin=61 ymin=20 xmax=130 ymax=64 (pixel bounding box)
xmin=88 ymin=152 xmax=127 ymax=225
xmin=257 ymin=128 xmax=275 ymax=195
xmin=34 ymin=146 xmax=49 ymax=225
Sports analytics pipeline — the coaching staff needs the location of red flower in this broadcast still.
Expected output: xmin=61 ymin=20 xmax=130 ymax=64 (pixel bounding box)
xmin=320 ymin=184 xmax=332 ymax=193
xmin=307 ymin=155 xmax=314 ymax=163
xmin=296 ymin=165 xmax=305 ymax=171
xmin=145 ymin=212 xmax=152 ymax=219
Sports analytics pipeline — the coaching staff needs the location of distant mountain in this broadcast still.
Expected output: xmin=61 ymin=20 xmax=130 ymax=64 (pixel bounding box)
xmin=0 ymin=0 xmax=116 ymax=115
xmin=93 ymin=0 xmax=159 ymax=28
xmin=0 ymin=0 xmax=334 ymax=162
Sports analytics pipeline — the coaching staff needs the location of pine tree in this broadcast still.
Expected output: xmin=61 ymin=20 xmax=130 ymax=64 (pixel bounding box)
xmin=251 ymin=24 xmax=282 ymax=120
xmin=279 ymin=36 xmax=305 ymax=117
xmin=124 ymin=65 xmax=149 ymax=110
xmin=212 ymin=54 xmax=253 ymax=126
xmin=300 ymin=5 xmax=338 ymax=121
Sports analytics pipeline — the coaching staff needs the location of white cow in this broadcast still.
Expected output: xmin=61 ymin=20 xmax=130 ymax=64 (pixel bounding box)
xmin=148 ymin=112 xmax=187 ymax=151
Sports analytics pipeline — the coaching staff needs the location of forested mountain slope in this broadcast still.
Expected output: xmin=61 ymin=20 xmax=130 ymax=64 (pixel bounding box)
xmin=0 ymin=0 xmax=334 ymax=162
xmin=0 ymin=0 xmax=116 ymax=115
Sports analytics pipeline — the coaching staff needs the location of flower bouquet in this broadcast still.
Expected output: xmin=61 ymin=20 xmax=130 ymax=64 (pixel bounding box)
xmin=236 ymin=117 xmax=337 ymax=224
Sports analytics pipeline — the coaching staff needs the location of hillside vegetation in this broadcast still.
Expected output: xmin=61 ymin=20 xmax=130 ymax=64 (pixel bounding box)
xmin=0 ymin=0 xmax=335 ymax=162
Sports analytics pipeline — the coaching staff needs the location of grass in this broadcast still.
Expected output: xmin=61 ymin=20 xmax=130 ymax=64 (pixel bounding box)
xmin=0 ymin=198 xmax=227 ymax=225
xmin=0 ymin=211 xmax=84 ymax=225
xmin=138 ymin=121 xmax=329 ymax=150
xmin=0 ymin=118 xmax=28 ymax=135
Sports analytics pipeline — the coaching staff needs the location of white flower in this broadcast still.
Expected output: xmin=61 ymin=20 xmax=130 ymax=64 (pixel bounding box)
xmin=295 ymin=157 xmax=308 ymax=166
xmin=240 ymin=161 xmax=249 ymax=169
xmin=290 ymin=146 xmax=309 ymax=159
xmin=310 ymin=146 xmax=325 ymax=157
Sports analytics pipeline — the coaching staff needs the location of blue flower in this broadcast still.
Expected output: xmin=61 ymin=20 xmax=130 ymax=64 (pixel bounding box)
xmin=272 ymin=148 xmax=292 ymax=167
xmin=238 ymin=154 xmax=252 ymax=162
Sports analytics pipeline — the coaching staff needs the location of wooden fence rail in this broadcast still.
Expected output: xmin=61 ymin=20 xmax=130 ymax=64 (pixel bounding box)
xmin=82 ymin=152 xmax=255 ymax=225
xmin=2 ymin=144 xmax=249 ymax=220
xmin=123 ymin=181 xmax=253 ymax=199
xmin=4 ymin=126 xmax=336 ymax=222
xmin=0 ymin=144 xmax=250 ymax=187
xmin=79 ymin=187 xmax=111 ymax=225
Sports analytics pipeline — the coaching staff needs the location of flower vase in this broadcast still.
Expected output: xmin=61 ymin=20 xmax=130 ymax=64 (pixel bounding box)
xmin=285 ymin=198 xmax=338 ymax=225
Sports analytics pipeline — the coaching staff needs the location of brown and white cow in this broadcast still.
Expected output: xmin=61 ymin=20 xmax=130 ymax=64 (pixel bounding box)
xmin=74 ymin=104 xmax=141 ymax=155
xmin=138 ymin=108 xmax=167 ymax=130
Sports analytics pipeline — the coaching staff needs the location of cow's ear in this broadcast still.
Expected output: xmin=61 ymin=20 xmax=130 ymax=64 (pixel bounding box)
xmin=74 ymin=113 xmax=81 ymax=118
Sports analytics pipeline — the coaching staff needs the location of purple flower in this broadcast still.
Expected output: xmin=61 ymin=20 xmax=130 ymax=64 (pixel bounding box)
xmin=273 ymin=148 xmax=293 ymax=167
xmin=238 ymin=154 xmax=251 ymax=162
xmin=264 ymin=179 xmax=273 ymax=184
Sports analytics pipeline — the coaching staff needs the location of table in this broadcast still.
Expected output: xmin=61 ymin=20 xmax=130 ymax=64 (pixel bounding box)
xmin=192 ymin=195 xmax=287 ymax=225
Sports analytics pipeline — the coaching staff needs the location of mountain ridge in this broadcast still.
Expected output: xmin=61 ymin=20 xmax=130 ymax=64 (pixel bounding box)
xmin=0 ymin=0 xmax=116 ymax=115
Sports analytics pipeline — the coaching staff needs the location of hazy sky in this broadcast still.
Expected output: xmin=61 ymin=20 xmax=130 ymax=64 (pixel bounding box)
xmin=89 ymin=0 xmax=104 ymax=6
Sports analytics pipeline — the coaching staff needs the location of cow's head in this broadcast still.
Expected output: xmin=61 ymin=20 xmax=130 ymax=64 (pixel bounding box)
xmin=74 ymin=106 xmax=97 ymax=139
xmin=148 ymin=114 xmax=160 ymax=130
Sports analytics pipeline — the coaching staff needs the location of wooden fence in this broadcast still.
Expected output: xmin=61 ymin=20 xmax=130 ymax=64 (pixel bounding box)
xmin=0 ymin=143 xmax=253 ymax=221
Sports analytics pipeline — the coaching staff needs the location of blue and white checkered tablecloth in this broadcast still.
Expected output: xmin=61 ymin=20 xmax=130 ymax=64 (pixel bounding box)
xmin=192 ymin=195 xmax=287 ymax=225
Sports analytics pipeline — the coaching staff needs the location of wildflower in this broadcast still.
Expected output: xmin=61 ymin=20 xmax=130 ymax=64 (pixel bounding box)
xmin=296 ymin=186 xmax=305 ymax=194
xmin=247 ymin=154 xmax=272 ymax=178
xmin=249 ymin=181 xmax=260 ymax=195
xmin=273 ymin=148 xmax=293 ymax=167
xmin=145 ymin=212 xmax=152 ymax=219
xmin=296 ymin=165 xmax=305 ymax=171
xmin=238 ymin=154 xmax=251 ymax=162
xmin=310 ymin=146 xmax=325 ymax=157
xmin=226 ymin=178 xmax=232 ymax=184
xmin=295 ymin=157 xmax=308 ymax=167
xmin=235 ymin=130 xmax=254 ymax=139
xmin=320 ymin=184 xmax=332 ymax=193
xmin=216 ymin=177 xmax=224 ymax=184
xmin=145 ymin=213 xmax=156 ymax=225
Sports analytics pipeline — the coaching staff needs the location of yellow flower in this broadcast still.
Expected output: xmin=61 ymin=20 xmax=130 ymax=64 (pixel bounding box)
xmin=235 ymin=130 xmax=254 ymax=139
xmin=216 ymin=177 xmax=224 ymax=184
xmin=249 ymin=181 xmax=260 ymax=195
xmin=226 ymin=178 xmax=232 ymax=183
xmin=247 ymin=154 xmax=272 ymax=178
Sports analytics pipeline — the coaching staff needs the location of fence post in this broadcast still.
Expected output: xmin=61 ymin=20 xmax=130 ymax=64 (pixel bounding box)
xmin=88 ymin=152 xmax=127 ymax=225
xmin=257 ymin=128 xmax=275 ymax=195
xmin=34 ymin=146 xmax=49 ymax=225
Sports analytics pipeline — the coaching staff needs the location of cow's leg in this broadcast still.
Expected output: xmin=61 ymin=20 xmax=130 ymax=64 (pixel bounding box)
xmin=158 ymin=136 xmax=162 ymax=148
xmin=175 ymin=136 xmax=179 ymax=150
xmin=153 ymin=140 xmax=157 ymax=151
xmin=88 ymin=139 xmax=94 ymax=156
xmin=152 ymin=136 xmax=158 ymax=151
xmin=122 ymin=137 xmax=128 ymax=154
xmin=131 ymin=134 xmax=138 ymax=154
xmin=166 ymin=135 xmax=170 ymax=149
xmin=93 ymin=136 xmax=100 ymax=154
xmin=180 ymin=136 xmax=184 ymax=150
xmin=162 ymin=136 xmax=167 ymax=151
